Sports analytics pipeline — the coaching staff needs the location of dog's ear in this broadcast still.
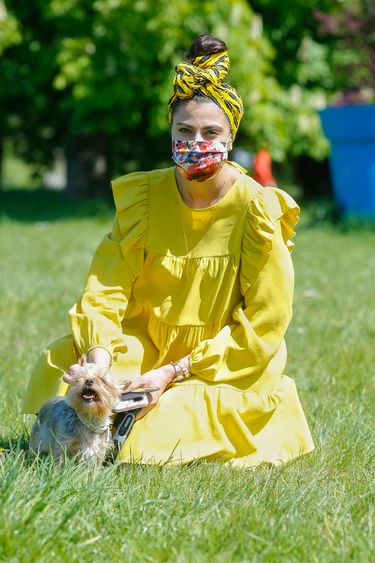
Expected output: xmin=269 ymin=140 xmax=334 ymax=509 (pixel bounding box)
xmin=79 ymin=354 xmax=87 ymax=367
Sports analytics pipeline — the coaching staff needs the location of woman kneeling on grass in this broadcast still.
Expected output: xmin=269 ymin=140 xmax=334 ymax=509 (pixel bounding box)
xmin=23 ymin=34 xmax=314 ymax=467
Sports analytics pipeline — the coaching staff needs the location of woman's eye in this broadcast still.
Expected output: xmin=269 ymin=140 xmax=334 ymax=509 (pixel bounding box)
xmin=179 ymin=128 xmax=191 ymax=133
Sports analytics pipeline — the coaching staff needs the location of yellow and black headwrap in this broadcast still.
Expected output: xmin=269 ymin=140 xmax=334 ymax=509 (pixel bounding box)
xmin=168 ymin=51 xmax=244 ymax=140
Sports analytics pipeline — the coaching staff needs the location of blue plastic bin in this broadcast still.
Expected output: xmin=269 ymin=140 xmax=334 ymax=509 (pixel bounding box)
xmin=319 ymin=104 xmax=375 ymax=217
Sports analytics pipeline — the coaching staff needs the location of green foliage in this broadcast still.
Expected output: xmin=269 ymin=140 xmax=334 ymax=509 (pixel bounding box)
xmin=315 ymin=0 xmax=375 ymax=101
xmin=0 ymin=1 xmax=21 ymax=54
xmin=0 ymin=2 xmax=64 ymax=174
xmin=248 ymin=0 xmax=334 ymax=88
xmin=49 ymin=0 xmax=283 ymax=145
xmin=7 ymin=0 xmax=373 ymax=173
xmin=247 ymin=0 xmax=338 ymax=160
xmin=0 ymin=0 xmax=332 ymax=174
xmin=248 ymin=0 xmax=375 ymax=157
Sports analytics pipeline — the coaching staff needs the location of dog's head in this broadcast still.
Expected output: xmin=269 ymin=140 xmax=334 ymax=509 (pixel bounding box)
xmin=63 ymin=357 xmax=125 ymax=418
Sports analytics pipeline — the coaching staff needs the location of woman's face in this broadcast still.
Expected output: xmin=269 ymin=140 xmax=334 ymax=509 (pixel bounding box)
xmin=171 ymin=99 xmax=233 ymax=150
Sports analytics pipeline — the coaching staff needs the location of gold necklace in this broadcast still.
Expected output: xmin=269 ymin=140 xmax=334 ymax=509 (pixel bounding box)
xmin=176 ymin=169 xmax=230 ymax=275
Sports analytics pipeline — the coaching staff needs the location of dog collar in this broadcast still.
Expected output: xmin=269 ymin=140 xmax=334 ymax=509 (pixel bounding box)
xmin=76 ymin=412 xmax=110 ymax=435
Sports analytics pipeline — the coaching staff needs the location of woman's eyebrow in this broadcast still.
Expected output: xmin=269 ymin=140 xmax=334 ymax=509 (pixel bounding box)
xmin=175 ymin=122 xmax=224 ymax=130
xmin=204 ymin=125 xmax=224 ymax=131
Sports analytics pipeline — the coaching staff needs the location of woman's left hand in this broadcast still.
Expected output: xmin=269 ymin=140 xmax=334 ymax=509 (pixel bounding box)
xmin=123 ymin=365 xmax=175 ymax=420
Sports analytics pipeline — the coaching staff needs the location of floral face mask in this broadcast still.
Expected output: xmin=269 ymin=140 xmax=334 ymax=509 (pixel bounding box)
xmin=171 ymin=138 xmax=230 ymax=182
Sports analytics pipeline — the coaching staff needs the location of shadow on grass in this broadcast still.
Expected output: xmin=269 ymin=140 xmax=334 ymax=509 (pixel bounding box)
xmin=0 ymin=433 xmax=29 ymax=454
xmin=0 ymin=187 xmax=114 ymax=223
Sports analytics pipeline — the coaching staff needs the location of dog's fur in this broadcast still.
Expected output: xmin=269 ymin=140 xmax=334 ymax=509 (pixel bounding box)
xmin=29 ymin=357 xmax=125 ymax=464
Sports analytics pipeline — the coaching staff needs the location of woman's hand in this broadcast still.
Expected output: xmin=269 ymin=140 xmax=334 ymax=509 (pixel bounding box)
xmin=86 ymin=347 xmax=111 ymax=372
xmin=124 ymin=364 xmax=175 ymax=420
xmin=67 ymin=347 xmax=111 ymax=378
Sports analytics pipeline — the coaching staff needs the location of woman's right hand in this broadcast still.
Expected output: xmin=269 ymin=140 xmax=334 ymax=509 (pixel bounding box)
xmin=123 ymin=364 xmax=176 ymax=420
xmin=86 ymin=347 xmax=111 ymax=372
xmin=67 ymin=347 xmax=111 ymax=377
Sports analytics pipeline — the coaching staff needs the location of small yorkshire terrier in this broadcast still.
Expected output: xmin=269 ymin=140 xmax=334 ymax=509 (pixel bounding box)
xmin=29 ymin=356 xmax=125 ymax=464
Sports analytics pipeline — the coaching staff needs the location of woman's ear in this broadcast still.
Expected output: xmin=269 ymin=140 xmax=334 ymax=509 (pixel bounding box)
xmin=227 ymin=135 xmax=233 ymax=152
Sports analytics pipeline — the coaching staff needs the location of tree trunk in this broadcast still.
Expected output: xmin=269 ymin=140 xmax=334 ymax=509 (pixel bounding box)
xmin=65 ymin=133 xmax=111 ymax=198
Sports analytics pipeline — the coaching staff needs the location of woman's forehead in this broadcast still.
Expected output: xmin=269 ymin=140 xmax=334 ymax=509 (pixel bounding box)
xmin=173 ymin=99 xmax=230 ymax=129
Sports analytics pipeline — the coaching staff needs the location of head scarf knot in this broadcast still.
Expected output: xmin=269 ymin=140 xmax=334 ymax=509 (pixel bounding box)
xmin=168 ymin=51 xmax=243 ymax=140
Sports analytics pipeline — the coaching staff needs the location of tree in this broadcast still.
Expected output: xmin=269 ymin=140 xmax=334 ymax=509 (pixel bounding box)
xmin=247 ymin=0 xmax=375 ymax=160
xmin=0 ymin=0 xmax=21 ymax=178
xmin=0 ymin=0 xmax=20 ymax=54
xmin=4 ymin=0 xmax=358 ymax=196
xmin=2 ymin=0 xmax=281 ymax=196
xmin=315 ymin=0 xmax=375 ymax=102
xmin=247 ymin=0 xmax=339 ymax=161
xmin=0 ymin=2 xmax=66 ymax=185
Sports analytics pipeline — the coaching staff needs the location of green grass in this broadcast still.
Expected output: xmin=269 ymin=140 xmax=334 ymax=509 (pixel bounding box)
xmin=0 ymin=190 xmax=374 ymax=562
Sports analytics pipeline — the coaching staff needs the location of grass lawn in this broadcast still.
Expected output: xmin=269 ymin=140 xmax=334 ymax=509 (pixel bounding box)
xmin=0 ymin=189 xmax=374 ymax=562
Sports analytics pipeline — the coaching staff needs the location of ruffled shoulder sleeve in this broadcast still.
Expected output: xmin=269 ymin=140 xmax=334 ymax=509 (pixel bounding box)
xmin=111 ymin=171 xmax=149 ymax=276
xmin=240 ymin=186 xmax=300 ymax=294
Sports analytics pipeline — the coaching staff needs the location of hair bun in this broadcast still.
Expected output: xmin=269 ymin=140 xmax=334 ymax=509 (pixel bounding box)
xmin=184 ymin=34 xmax=229 ymax=82
xmin=186 ymin=33 xmax=227 ymax=61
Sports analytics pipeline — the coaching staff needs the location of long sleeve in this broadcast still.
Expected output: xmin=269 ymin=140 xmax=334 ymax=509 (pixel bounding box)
xmin=69 ymin=171 xmax=149 ymax=363
xmin=189 ymin=187 xmax=300 ymax=383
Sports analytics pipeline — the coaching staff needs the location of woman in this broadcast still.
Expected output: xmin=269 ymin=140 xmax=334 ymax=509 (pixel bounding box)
xmin=23 ymin=34 xmax=314 ymax=467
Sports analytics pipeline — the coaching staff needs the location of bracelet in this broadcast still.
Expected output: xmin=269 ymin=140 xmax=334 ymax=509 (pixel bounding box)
xmin=170 ymin=360 xmax=191 ymax=382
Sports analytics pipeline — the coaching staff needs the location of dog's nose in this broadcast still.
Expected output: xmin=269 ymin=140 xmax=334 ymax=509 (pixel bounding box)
xmin=85 ymin=379 xmax=94 ymax=387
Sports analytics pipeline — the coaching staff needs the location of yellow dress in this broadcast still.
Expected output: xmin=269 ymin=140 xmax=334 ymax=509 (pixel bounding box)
xmin=22 ymin=166 xmax=315 ymax=467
